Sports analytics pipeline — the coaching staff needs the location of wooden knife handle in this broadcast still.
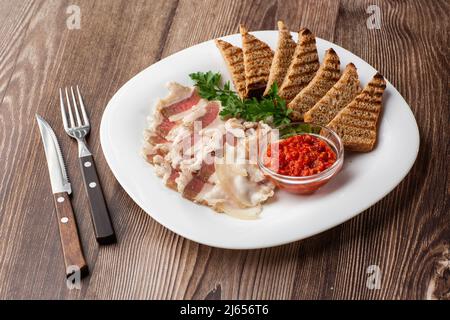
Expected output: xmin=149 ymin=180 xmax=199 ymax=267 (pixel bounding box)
xmin=79 ymin=155 xmax=116 ymax=245
xmin=53 ymin=192 xmax=88 ymax=278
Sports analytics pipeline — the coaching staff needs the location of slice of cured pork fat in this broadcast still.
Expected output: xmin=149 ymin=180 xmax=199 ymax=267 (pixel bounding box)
xmin=143 ymin=82 xmax=200 ymax=163
xmin=143 ymin=82 xmax=275 ymax=219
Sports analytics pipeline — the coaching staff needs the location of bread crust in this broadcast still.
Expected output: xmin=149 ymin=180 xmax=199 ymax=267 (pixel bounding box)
xmin=215 ymin=39 xmax=247 ymax=99
xmin=327 ymin=73 xmax=386 ymax=152
xmin=304 ymin=63 xmax=361 ymax=126
xmin=240 ymin=24 xmax=274 ymax=98
xmin=278 ymin=28 xmax=320 ymax=103
xmin=264 ymin=21 xmax=296 ymax=96
xmin=288 ymin=48 xmax=341 ymax=120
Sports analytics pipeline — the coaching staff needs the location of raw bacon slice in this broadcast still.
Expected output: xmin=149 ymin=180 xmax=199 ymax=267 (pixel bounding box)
xmin=183 ymin=177 xmax=206 ymax=201
xmin=143 ymin=83 xmax=200 ymax=163
xmin=196 ymin=162 xmax=216 ymax=182
xmin=160 ymin=91 xmax=201 ymax=118
xmin=155 ymin=117 xmax=177 ymax=138
xmin=143 ymin=82 xmax=275 ymax=219
xmin=182 ymin=159 xmax=215 ymax=200
xmin=148 ymin=135 xmax=167 ymax=145
xmin=166 ymin=169 xmax=180 ymax=190
xmin=199 ymin=102 xmax=220 ymax=128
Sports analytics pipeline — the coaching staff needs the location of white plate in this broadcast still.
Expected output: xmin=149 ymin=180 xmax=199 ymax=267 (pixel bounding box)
xmin=100 ymin=31 xmax=419 ymax=249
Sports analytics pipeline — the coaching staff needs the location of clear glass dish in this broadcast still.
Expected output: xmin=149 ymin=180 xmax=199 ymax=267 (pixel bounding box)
xmin=258 ymin=123 xmax=344 ymax=194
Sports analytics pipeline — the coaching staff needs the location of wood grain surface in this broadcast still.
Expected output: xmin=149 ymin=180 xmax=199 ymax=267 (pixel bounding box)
xmin=0 ymin=0 xmax=448 ymax=300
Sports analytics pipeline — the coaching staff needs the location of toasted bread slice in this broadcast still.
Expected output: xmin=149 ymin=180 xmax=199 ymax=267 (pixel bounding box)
xmin=327 ymin=73 xmax=386 ymax=152
xmin=215 ymin=39 xmax=247 ymax=99
xmin=287 ymin=48 xmax=341 ymax=120
xmin=263 ymin=21 xmax=296 ymax=96
xmin=279 ymin=28 xmax=320 ymax=103
xmin=240 ymin=25 xmax=274 ymax=98
xmin=304 ymin=63 xmax=361 ymax=126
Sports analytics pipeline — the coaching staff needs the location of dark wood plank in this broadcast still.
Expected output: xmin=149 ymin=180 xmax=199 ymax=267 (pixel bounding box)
xmin=156 ymin=0 xmax=344 ymax=300
xmin=83 ymin=0 xmax=342 ymax=300
xmin=0 ymin=0 xmax=448 ymax=300
xmin=0 ymin=0 xmax=36 ymax=108
xmin=161 ymin=0 xmax=340 ymax=57
xmin=0 ymin=0 xmax=179 ymax=299
xmin=322 ymin=0 xmax=450 ymax=300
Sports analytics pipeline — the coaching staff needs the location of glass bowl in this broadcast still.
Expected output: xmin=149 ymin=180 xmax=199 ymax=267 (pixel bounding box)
xmin=258 ymin=123 xmax=344 ymax=194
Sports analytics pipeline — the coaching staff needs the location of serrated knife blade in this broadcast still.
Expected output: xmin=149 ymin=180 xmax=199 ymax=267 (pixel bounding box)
xmin=36 ymin=114 xmax=72 ymax=194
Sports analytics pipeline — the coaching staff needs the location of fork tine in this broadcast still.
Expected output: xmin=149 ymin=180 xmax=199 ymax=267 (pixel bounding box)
xmin=76 ymin=86 xmax=89 ymax=126
xmin=65 ymin=87 xmax=75 ymax=128
xmin=70 ymin=86 xmax=82 ymax=126
xmin=59 ymin=88 xmax=69 ymax=131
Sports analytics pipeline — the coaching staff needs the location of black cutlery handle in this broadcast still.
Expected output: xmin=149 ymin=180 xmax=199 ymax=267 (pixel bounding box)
xmin=53 ymin=192 xmax=88 ymax=278
xmin=79 ymin=155 xmax=116 ymax=245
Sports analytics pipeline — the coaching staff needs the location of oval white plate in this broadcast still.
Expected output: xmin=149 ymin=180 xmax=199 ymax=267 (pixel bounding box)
xmin=100 ymin=31 xmax=419 ymax=249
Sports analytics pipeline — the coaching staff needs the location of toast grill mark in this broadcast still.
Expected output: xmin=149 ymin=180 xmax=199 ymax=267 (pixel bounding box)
xmin=264 ymin=21 xmax=296 ymax=96
xmin=304 ymin=63 xmax=361 ymax=126
xmin=327 ymin=73 xmax=386 ymax=152
xmin=279 ymin=28 xmax=320 ymax=103
xmin=215 ymin=39 xmax=247 ymax=99
xmin=240 ymin=25 xmax=274 ymax=98
xmin=287 ymin=48 xmax=341 ymax=120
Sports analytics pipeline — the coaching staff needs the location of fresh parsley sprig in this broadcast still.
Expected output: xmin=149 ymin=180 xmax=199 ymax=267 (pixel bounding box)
xmin=189 ymin=71 xmax=292 ymax=127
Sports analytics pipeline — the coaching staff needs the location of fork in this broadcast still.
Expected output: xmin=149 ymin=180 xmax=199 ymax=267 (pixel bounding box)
xmin=60 ymin=86 xmax=116 ymax=245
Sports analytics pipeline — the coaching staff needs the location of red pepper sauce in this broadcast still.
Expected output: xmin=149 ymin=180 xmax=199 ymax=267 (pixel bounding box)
xmin=265 ymin=134 xmax=336 ymax=177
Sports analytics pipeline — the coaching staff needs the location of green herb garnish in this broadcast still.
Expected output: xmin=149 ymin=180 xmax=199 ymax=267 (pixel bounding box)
xmin=189 ymin=71 xmax=292 ymax=127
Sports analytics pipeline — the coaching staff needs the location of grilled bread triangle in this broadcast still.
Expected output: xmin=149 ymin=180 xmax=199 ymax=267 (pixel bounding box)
xmin=215 ymin=39 xmax=247 ymax=99
xmin=304 ymin=63 xmax=361 ymax=126
xmin=279 ymin=28 xmax=320 ymax=103
xmin=263 ymin=21 xmax=296 ymax=96
xmin=327 ymin=73 xmax=386 ymax=152
xmin=288 ymin=48 xmax=341 ymax=120
xmin=240 ymin=25 xmax=274 ymax=98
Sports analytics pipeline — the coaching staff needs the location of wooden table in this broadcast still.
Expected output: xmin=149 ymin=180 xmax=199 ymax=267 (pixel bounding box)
xmin=0 ymin=0 xmax=448 ymax=300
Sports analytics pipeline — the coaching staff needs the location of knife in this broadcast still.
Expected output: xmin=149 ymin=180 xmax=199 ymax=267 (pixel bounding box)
xmin=36 ymin=114 xmax=88 ymax=278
